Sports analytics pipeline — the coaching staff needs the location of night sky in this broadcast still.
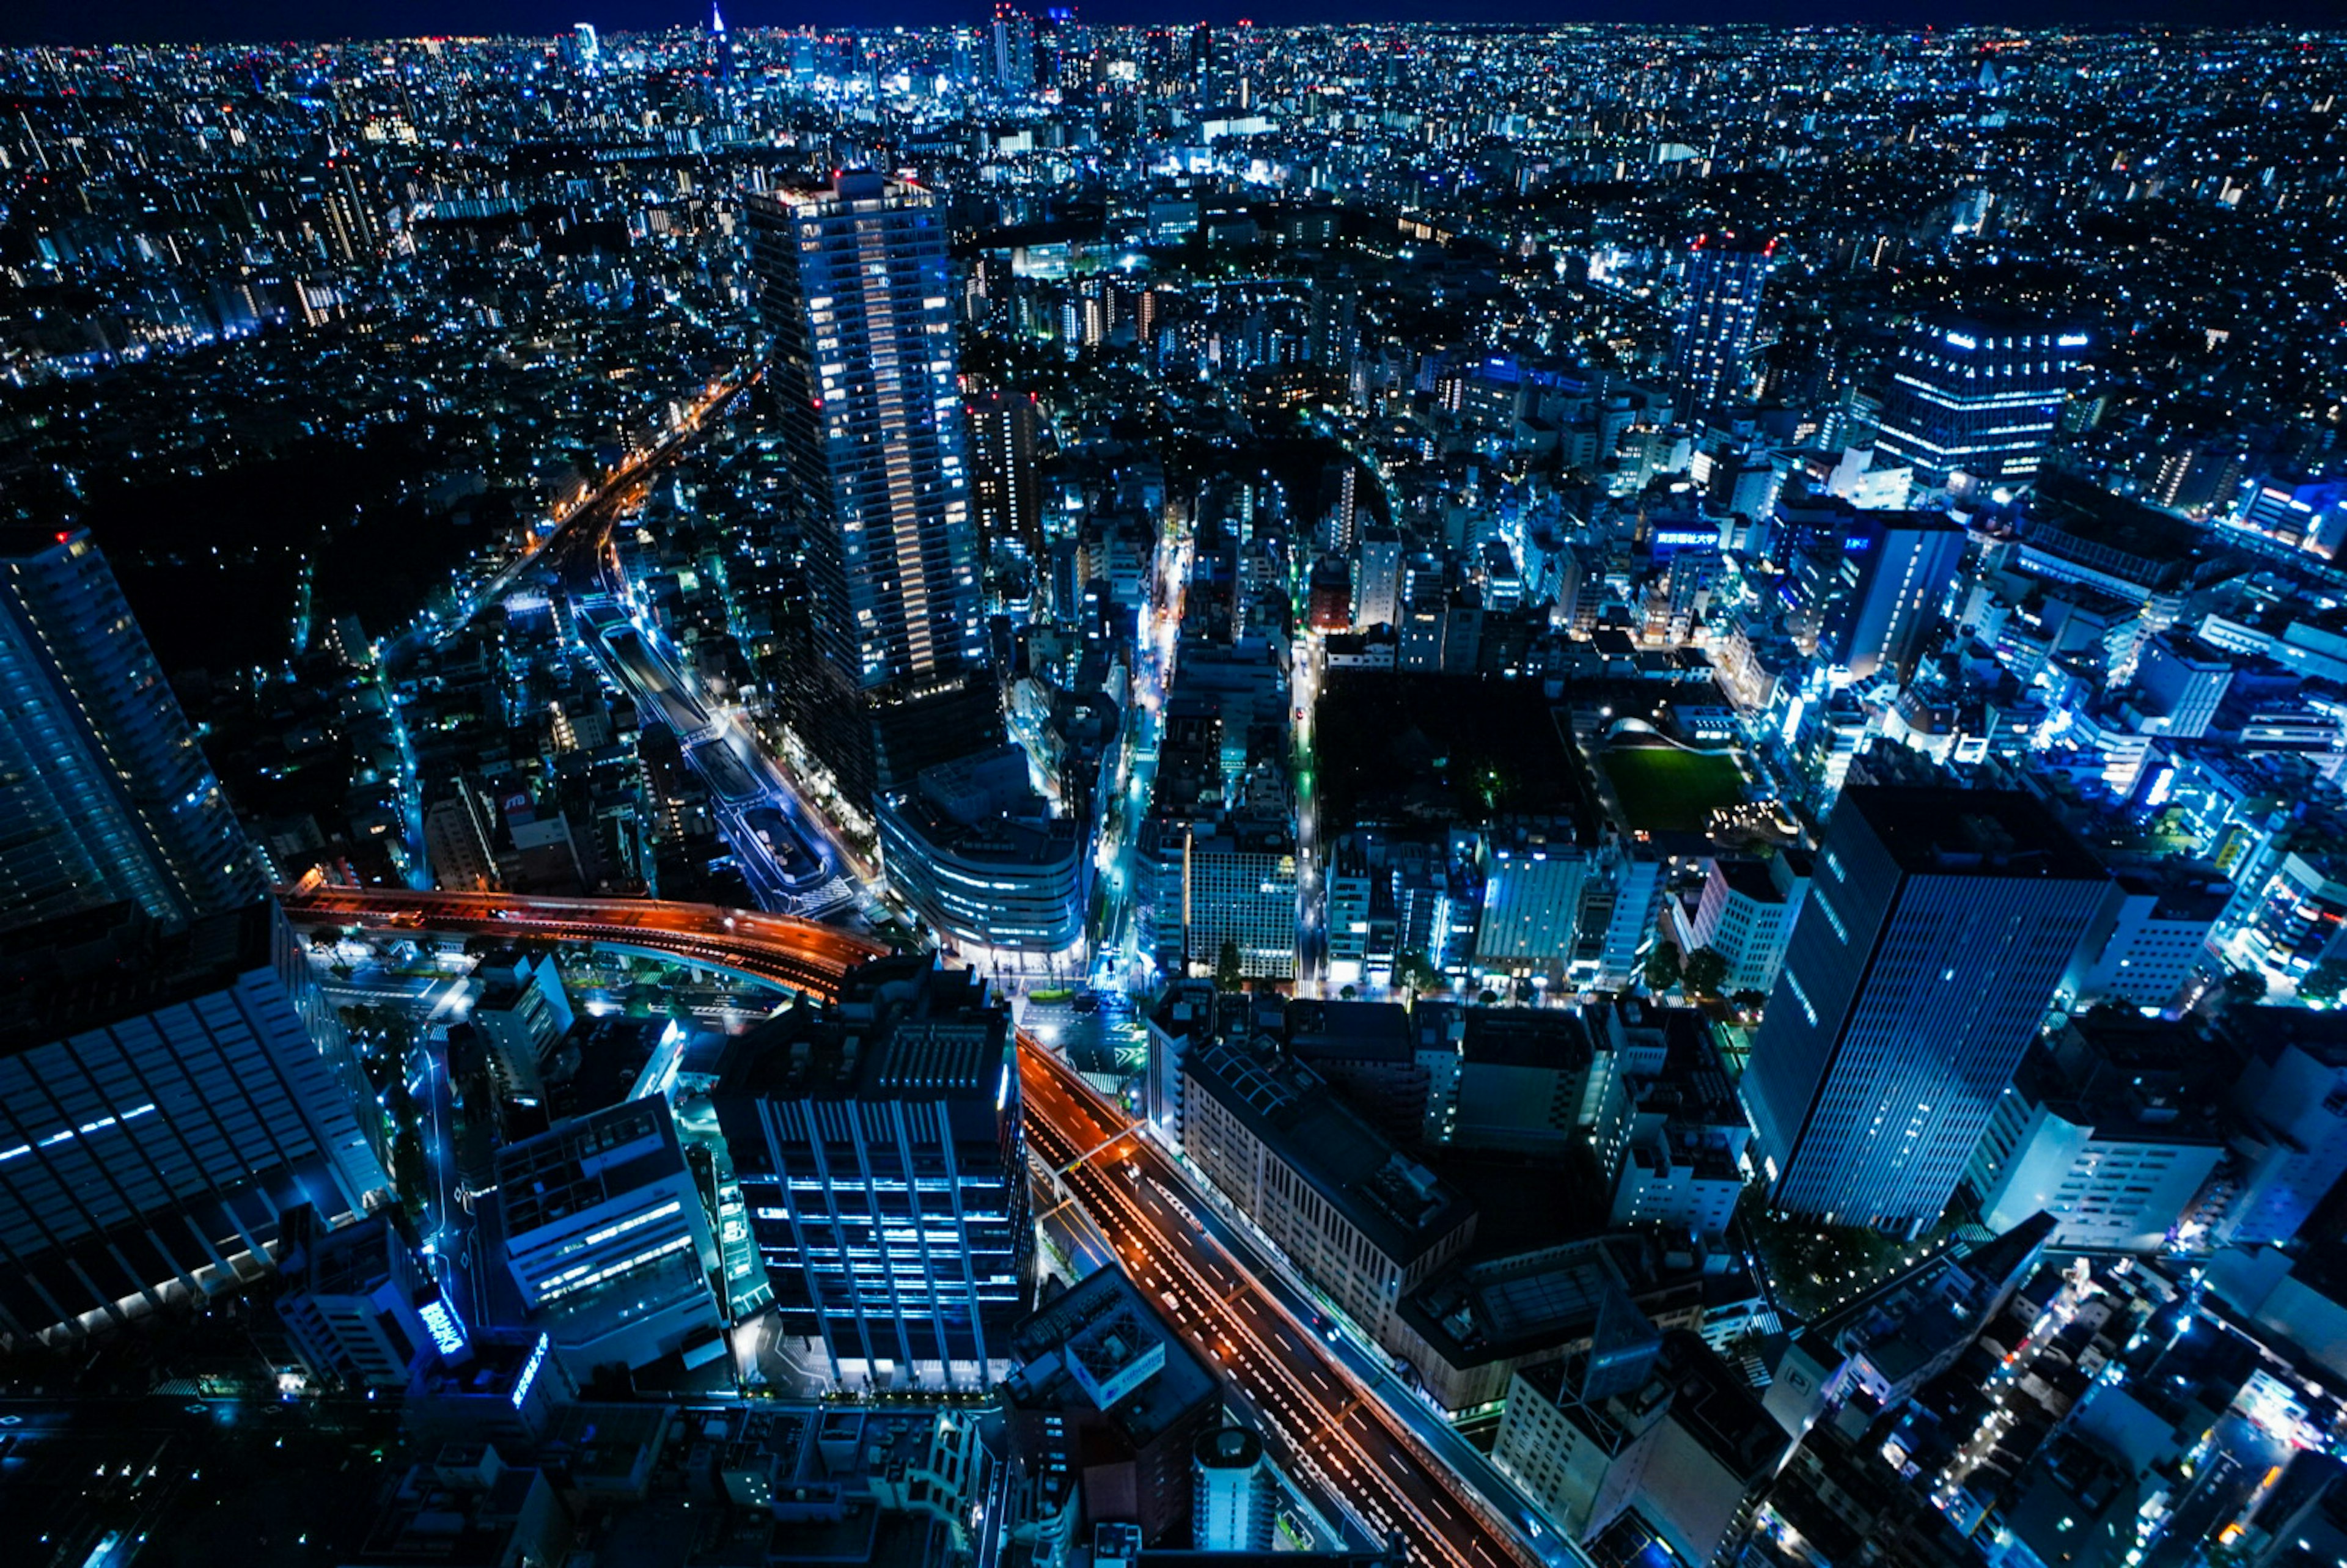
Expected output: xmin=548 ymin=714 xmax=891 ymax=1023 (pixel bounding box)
xmin=3 ymin=0 xmax=2340 ymax=50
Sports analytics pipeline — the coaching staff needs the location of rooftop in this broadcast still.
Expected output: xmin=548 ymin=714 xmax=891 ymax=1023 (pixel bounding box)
xmin=1186 ymin=1037 xmax=1474 ymax=1266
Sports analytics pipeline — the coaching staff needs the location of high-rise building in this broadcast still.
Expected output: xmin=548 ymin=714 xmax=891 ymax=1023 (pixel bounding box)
xmin=1667 ymin=235 xmax=1772 ymax=417
xmin=1683 ymin=851 xmax=1813 ymax=998
xmin=0 ymin=899 xmax=390 ymax=1347
xmin=0 ymin=526 xmax=268 ymax=933
xmin=1809 ymin=510 xmax=1969 ymax=681
xmin=968 ymin=389 xmax=1046 ymax=603
xmin=1741 ymin=787 xmax=2109 ymax=1233
xmin=743 ymin=173 xmax=993 ymax=809
xmin=1194 ymin=1427 xmax=1277 ymax=1550
xmin=495 ymin=1096 xmax=724 ymax=1374
xmin=713 ymin=956 xmax=1030 ymax=1388
xmin=1872 ymin=310 xmax=2092 ymax=496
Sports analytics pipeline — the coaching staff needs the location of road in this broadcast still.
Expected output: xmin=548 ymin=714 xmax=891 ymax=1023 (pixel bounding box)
xmin=1019 ymin=1042 xmax=1543 ymax=1568
xmin=378 ymin=374 xmax=750 ymax=676
xmin=1090 ymin=498 xmax=1194 ymax=991
xmin=568 ymin=596 xmax=851 ymax=915
xmin=279 ymin=885 xmax=887 ymax=1000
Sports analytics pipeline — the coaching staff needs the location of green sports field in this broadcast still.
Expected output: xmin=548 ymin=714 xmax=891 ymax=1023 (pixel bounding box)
xmin=1598 ymin=746 xmax=1746 ymax=833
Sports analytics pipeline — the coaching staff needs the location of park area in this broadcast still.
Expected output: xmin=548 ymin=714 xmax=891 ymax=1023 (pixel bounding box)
xmin=1597 ymin=744 xmax=1747 ymax=834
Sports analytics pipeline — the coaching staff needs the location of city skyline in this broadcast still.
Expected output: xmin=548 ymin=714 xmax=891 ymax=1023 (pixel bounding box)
xmin=6 ymin=2 xmax=2342 ymax=48
xmin=5 ymin=10 xmax=2347 ymax=1568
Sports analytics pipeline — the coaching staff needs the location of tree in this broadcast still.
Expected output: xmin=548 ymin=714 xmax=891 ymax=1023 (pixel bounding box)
xmin=2304 ymin=959 xmax=2347 ymax=1006
xmin=1682 ymin=947 xmax=1730 ymax=998
xmin=1394 ymin=951 xmax=1442 ymax=995
xmin=2222 ymin=967 xmax=2270 ymax=1008
xmin=1645 ymin=940 xmax=1683 ymax=995
xmin=1216 ymin=939 xmax=1244 ymax=992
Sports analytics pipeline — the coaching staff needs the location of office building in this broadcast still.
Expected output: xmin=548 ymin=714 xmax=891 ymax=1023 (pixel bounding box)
xmin=1180 ymin=1036 xmax=1475 ymax=1353
xmin=274 ymin=1206 xmax=436 ymax=1390
xmin=1193 ymin=1429 xmax=1276 ymax=1551
xmin=714 ymin=956 xmax=1030 ymax=1388
xmin=1495 ymin=1326 xmax=1783 ymax=1567
xmin=970 ymin=389 xmax=1047 ymax=599
xmin=1474 ymin=835 xmax=1601 ymax=986
xmin=1178 ymin=819 xmax=1298 ymax=981
xmin=495 ymin=1096 xmax=724 ymax=1373
xmin=469 ymin=948 xmax=578 ymax=1100
xmin=1004 ymin=1264 xmax=1222 ymax=1544
xmin=744 ymin=173 xmax=991 ymax=809
xmin=1741 ymin=787 xmax=2110 ymax=1233
xmin=1872 ymin=310 xmax=2092 ymax=495
xmin=1413 ymin=1003 xmax=1623 ymax=1161
xmin=1963 ymin=1013 xmax=2225 ymax=1253
xmin=1284 ymin=998 xmax=1428 ymax=1148
xmin=1354 ymin=524 xmax=1403 ymax=629
xmin=0 ymin=526 xmax=268 ymax=932
xmin=1667 ymin=235 xmax=1771 ymax=417
xmin=1611 ymin=1020 xmax=1753 ymax=1244
xmin=2219 ymin=1009 xmax=2347 ymax=1248
xmin=2062 ymin=865 xmax=2225 ymax=1012
xmin=0 ymin=899 xmax=389 ymax=1347
xmin=1683 ymin=851 xmax=1812 ymax=997
xmin=1815 ymin=511 xmax=1968 ymax=681
xmin=876 ymin=744 xmax=1090 ymax=962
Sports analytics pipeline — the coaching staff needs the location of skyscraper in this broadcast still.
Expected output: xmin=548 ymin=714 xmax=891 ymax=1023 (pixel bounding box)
xmin=0 ymin=526 xmax=268 ymax=932
xmin=1741 ymin=787 xmax=2110 ymax=1233
xmin=968 ymin=389 xmax=1046 ymax=604
xmin=1667 ymin=235 xmax=1771 ymax=418
xmin=1805 ymin=510 xmax=1969 ymax=682
xmin=713 ymin=955 xmax=1030 ymax=1388
xmin=1871 ymin=309 xmax=2092 ymax=496
xmin=0 ymin=899 xmax=389 ymax=1347
xmin=746 ymin=174 xmax=994 ymax=810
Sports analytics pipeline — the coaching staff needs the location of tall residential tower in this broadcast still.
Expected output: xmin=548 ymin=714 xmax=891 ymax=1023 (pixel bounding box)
xmin=1668 ymin=235 xmax=1772 ymax=418
xmin=744 ymin=173 xmax=993 ymax=810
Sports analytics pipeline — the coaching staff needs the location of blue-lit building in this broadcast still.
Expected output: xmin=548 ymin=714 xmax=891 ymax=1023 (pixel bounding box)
xmin=744 ymin=172 xmax=993 ymax=810
xmin=0 ymin=526 xmax=268 ymax=933
xmin=1871 ymin=311 xmax=2092 ymax=496
xmin=274 ymin=1205 xmax=436 ymax=1390
xmin=0 ymin=899 xmax=389 ymax=1348
xmin=876 ymin=744 xmax=1090 ymax=963
xmin=713 ymin=955 xmax=1029 ymax=1388
xmin=494 ymin=1095 xmax=725 ymax=1373
xmin=1799 ymin=510 xmax=1969 ymax=683
xmin=1741 ymin=788 xmax=2110 ymax=1234
xmin=1668 ymin=236 xmax=1771 ymax=417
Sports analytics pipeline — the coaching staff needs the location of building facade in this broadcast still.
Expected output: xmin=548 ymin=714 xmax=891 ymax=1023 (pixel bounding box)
xmin=715 ymin=957 xmax=1030 ymax=1388
xmin=495 ymin=1095 xmax=724 ymax=1373
xmin=1668 ymin=236 xmax=1771 ymax=416
xmin=744 ymin=173 xmax=990 ymax=807
xmin=1180 ymin=1036 xmax=1475 ymax=1352
xmin=0 ymin=526 xmax=268 ymax=932
xmin=1871 ymin=311 xmax=2091 ymax=495
xmin=1741 ymin=787 xmax=2110 ymax=1232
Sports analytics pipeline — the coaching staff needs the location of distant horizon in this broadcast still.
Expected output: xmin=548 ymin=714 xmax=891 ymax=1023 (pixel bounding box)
xmin=5 ymin=1 xmax=2341 ymax=51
